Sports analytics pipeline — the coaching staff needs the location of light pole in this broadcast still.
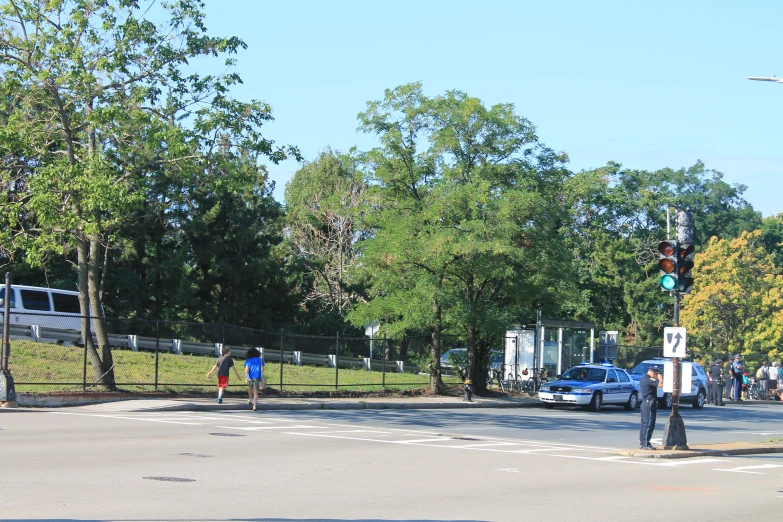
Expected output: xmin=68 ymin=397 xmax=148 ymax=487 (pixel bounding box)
xmin=1 ymin=272 xmax=18 ymax=407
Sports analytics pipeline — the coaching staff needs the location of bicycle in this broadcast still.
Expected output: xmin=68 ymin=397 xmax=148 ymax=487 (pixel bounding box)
xmin=525 ymin=368 xmax=549 ymax=396
xmin=747 ymin=378 xmax=762 ymax=400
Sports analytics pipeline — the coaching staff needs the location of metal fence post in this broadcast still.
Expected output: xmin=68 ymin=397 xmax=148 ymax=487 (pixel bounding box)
xmin=382 ymin=334 xmax=386 ymax=389
xmin=279 ymin=329 xmax=284 ymax=391
xmin=154 ymin=321 xmax=160 ymax=392
xmin=82 ymin=339 xmax=87 ymax=391
xmin=335 ymin=331 xmax=340 ymax=391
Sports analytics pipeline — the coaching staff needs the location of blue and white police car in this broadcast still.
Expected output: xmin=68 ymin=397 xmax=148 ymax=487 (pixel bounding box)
xmin=538 ymin=362 xmax=640 ymax=412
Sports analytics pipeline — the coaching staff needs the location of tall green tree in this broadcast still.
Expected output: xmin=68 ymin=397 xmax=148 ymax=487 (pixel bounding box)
xmin=351 ymin=83 xmax=574 ymax=393
xmin=0 ymin=0 xmax=295 ymax=387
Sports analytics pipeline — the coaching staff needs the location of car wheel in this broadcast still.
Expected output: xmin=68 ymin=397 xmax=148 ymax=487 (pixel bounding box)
xmin=544 ymin=403 xmax=554 ymax=409
xmin=624 ymin=391 xmax=639 ymax=411
xmin=692 ymin=389 xmax=706 ymax=409
xmin=659 ymin=393 xmax=673 ymax=409
xmin=588 ymin=391 xmax=602 ymax=412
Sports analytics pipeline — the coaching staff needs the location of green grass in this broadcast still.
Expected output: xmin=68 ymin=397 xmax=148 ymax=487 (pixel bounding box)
xmin=7 ymin=339 xmax=462 ymax=393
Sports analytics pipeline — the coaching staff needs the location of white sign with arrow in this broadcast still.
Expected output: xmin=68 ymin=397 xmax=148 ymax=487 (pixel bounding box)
xmin=663 ymin=327 xmax=687 ymax=357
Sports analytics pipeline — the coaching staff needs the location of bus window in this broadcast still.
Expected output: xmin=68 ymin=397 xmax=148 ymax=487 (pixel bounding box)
xmin=20 ymin=289 xmax=51 ymax=311
xmin=52 ymin=293 xmax=81 ymax=314
xmin=0 ymin=288 xmax=15 ymax=308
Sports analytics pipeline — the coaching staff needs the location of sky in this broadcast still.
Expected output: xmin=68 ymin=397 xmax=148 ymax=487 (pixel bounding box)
xmin=196 ymin=0 xmax=783 ymax=217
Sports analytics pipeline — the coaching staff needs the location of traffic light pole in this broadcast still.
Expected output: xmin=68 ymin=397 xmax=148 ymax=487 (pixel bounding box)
xmin=662 ymin=290 xmax=688 ymax=449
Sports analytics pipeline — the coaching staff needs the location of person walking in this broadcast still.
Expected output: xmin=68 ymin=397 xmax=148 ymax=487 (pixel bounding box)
xmin=708 ymin=359 xmax=725 ymax=406
xmin=206 ymin=345 xmax=242 ymax=404
xmin=756 ymin=361 xmax=770 ymax=399
xmin=244 ymin=348 xmax=264 ymax=411
xmin=777 ymin=362 xmax=783 ymax=393
xmin=639 ymin=365 xmax=663 ymax=450
xmin=770 ymin=361 xmax=779 ymax=396
xmin=725 ymin=355 xmax=735 ymax=400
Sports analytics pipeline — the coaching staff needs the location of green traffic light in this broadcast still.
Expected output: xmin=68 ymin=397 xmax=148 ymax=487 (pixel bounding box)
xmin=660 ymin=274 xmax=676 ymax=291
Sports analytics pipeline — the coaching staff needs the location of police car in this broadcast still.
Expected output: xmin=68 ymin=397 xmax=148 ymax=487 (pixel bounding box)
xmin=538 ymin=362 xmax=640 ymax=412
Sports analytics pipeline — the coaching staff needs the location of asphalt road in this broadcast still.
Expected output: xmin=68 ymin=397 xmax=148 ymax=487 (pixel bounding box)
xmin=2 ymin=402 xmax=782 ymax=521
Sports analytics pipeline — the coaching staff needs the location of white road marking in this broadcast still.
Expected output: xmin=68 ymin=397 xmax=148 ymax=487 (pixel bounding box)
xmin=714 ymin=464 xmax=783 ymax=474
xmin=658 ymin=458 xmax=726 ymax=467
xmin=215 ymin=424 xmax=318 ymax=431
xmin=50 ymin=412 xmax=202 ymax=425
xmin=395 ymin=438 xmax=453 ymax=444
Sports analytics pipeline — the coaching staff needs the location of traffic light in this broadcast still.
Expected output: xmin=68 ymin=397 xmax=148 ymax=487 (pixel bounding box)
xmin=676 ymin=243 xmax=694 ymax=294
xmin=658 ymin=240 xmax=678 ymax=291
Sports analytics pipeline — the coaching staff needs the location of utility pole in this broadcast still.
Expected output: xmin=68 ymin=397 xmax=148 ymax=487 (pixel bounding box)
xmin=1 ymin=272 xmax=18 ymax=407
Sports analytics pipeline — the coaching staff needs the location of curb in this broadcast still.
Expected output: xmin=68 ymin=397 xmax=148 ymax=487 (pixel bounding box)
xmin=616 ymin=443 xmax=783 ymax=459
xmin=136 ymin=399 xmax=543 ymax=412
xmin=10 ymin=393 xmax=542 ymax=411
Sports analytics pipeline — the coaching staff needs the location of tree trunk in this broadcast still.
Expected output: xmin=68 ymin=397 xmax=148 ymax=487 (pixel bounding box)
xmin=77 ymin=236 xmax=106 ymax=386
xmin=430 ymin=299 xmax=446 ymax=394
xmin=88 ymin=236 xmax=116 ymax=389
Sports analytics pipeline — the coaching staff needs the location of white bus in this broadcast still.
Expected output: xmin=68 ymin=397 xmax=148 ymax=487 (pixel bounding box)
xmin=0 ymin=284 xmax=87 ymax=333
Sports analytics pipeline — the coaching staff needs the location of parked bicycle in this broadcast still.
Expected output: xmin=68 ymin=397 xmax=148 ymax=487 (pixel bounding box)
xmin=525 ymin=367 xmax=549 ymax=396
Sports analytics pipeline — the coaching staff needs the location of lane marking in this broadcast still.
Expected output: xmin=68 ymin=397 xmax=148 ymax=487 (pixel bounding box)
xmin=658 ymin=458 xmax=726 ymax=467
xmin=215 ymin=424 xmax=318 ymax=431
xmin=50 ymin=412 xmax=202 ymax=425
xmin=714 ymin=464 xmax=783 ymax=474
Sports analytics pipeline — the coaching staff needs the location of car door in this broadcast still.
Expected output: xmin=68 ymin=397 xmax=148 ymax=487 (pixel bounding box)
xmin=616 ymin=369 xmax=633 ymax=401
xmin=605 ymin=369 xmax=620 ymax=403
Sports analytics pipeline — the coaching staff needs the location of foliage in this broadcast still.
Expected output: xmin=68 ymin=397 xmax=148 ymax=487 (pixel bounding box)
xmin=680 ymin=230 xmax=783 ymax=362
xmin=284 ymin=149 xmax=367 ymax=329
xmin=350 ymin=83 xmax=575 ymax=393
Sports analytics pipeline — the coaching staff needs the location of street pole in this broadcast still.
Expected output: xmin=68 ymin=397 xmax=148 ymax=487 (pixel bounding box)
xmin=663 ymin=209 xmax=692 ymax=449
xmin=1 ymin=272 xmax=18 ymax=407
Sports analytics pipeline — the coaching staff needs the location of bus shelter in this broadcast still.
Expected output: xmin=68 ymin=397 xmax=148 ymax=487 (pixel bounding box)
xmin=504 ymin=319 xmax=597 ymax=383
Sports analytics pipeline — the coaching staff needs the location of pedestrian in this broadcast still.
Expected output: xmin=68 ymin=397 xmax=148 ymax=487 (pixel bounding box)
xmin=732 ymin=355 xmax=744 ymax=401
xmin=639 ymin=365 xmax=663 ymax=450
xmin=725 ymin=355 xmax=735 ymax=400
xmin=756 ymin=361 xmax=770 ymax=399
xmin=708 ymin=359 xmax=725 ymax=406
xmin=770 ymin=361 xmax=779 ymax=395
xmin=206 ymin=345 xmax=242 ymax=404
xmin=244 ymin=348 xmax=264 ymax=411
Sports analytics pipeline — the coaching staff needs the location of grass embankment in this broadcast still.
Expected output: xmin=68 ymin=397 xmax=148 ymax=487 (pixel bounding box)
xmin=7 ymin=339 xmax=462 ymax=393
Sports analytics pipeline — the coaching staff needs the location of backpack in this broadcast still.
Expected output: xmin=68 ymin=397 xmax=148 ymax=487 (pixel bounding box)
xmin=757 ymin=367 xmax=768 ymax=379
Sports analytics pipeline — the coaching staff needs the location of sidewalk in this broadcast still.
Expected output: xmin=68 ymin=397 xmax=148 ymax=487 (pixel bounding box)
xmin=15 ymin=392 xmax=542 ymax=411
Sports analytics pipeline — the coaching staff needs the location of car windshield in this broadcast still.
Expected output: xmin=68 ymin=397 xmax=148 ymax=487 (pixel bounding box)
xmin=561 ymin=367 xmax=607 ymax=382
xmin=630 ymin=362 xmax=665 ymax=375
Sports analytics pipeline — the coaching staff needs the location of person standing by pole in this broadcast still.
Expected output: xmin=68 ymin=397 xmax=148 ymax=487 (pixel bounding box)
xmin=708 ymin=359 xmax=724 ymax=406
xmin=639 ymin=365 xmax=663 ymax=450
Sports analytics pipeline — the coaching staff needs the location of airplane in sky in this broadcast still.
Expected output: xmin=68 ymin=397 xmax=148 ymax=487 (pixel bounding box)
xmin=748 ymin=76 xmax=783 ymax=83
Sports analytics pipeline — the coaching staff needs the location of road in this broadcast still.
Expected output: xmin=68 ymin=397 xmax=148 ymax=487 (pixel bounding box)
xmin=1 ymin=402 xmax=782 ymax=521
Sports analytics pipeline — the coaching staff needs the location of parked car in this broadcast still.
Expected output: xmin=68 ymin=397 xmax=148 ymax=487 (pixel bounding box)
xmin=440 ymin=348 xmax=502 ymax=380
xmin=627 ymin=358 xmax=708 ymax=409
xmin=538 ymin=362 xmax=639 ymax=412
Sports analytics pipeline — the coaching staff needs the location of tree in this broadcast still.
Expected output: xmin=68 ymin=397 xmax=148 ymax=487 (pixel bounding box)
xmin=0 ymin=1 xmax=295 ymax=387
xmin=680 ymin=230 xmax=783 ymax=362
xmin=284 ymin=149 xmax=366 ymax=329
xmin=562 ymin=162 xmax=759 ymax=345
xmin=350 ymin=83 xmax=575 ymax=393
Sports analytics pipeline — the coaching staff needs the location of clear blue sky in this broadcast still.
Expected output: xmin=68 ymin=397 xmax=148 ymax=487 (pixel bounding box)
xmin=199 ymin=0 xmax=782 ymax=217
